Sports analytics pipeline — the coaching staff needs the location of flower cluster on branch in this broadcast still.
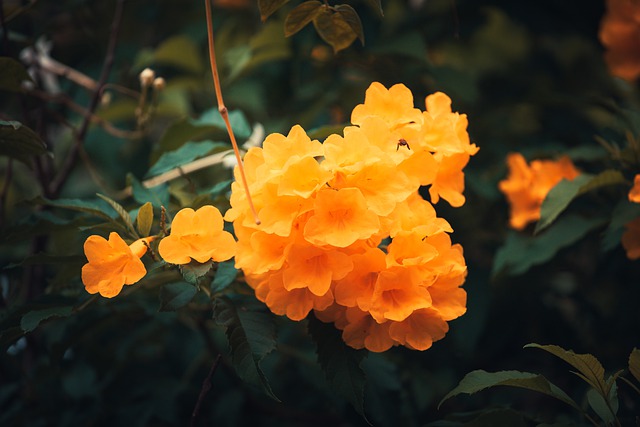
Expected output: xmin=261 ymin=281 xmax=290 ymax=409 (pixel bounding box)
xmin=226 ymin=82 xmax=477 ymax=352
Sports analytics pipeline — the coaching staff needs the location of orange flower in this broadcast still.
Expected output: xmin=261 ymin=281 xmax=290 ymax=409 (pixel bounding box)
xmin=158 ymin=205 xmax=236 ymax=264
xmin=351 ymin=82 xmax=423 ymax=129
xmin=622 ymin=217 xmax=640 ymax=259
xmin=82 ymin=232 xmax=153 ymax=298
xmin=629 ymin=174 xmax=640 ymax=203
xmin=499 ymin=153 xmax=580 ymax=230
xmin=599 ymin=0 xmax=640 ymax=81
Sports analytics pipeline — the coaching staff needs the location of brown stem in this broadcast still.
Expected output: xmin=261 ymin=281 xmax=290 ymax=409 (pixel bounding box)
xmin=204 ymin=0 xmax=260 ymax=225
xmin=191 ymin=354 xmax=222 ymax=427
xmin=49 ymin=0 xmax=126 ymax=198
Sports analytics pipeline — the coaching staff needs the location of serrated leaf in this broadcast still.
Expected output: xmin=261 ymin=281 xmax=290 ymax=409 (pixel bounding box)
xmin=334 ymin=5 xmax=365 ymax=45
xmin=152 ymin=35 xmax=204 ymax=74
xmin=630 ymin=348 xmax=640 ymax=384
xmin=159 ymin=282 xmax=197 ymax=312
xmin=258 ymin=0 xmax=290 ymax=21
xmin=284 ymin=1 xmax=324 ymax=37
xmin=0 ymin=120 xmax=48 ymax=165
xmin=525 ymin=344 xmax=606 ymax=393
xmin=602 ymin=200 xmax=640 ymax=251
xmin=587 ymin=384 xmax=618 ymax=425
xmin=0 ymin=57 xmax=33 ymax=92
xmin=179 ymin=260 xmax=214 ymax=285
xmin=20 ymin=306 xmax=74 ymax=332
xmin=535 ymin=175 xmax=592 ymax=234
xmin=147 ymin=140 xmax=226 ymax=177
xmin=213 ymin=296 xmax=278 ymax=400
xmin=308 ymin=314 xmax=369 ymax=421
xmin=493 ymin=215 xmax=605 ymax=277
xmin=136 ymin=202 xmax=153 ymax=237
xmin=438 ymin=369 xmax=579 ymax=410
xmin=211 ymin=260 xmax=237 ymax=293
xmin=96 ymin=193 xmax=138 ymax=238
xmin=313 ymin=8 xmax=358 ymax=53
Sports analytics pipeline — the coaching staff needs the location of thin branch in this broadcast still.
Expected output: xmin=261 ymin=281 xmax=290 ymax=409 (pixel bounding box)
xmin=191 ymin=354 xmax=222 ymax=427
xmin=113 ymin=149 xmax=235 ymax=199
xmin=49 ymin=0 xmax=126 ymax=198
xmin=27 ymin=89 xmax=142 ymax=139
xmin=0 ymin=158 xmax=13 ymax=228
xmin=204 ymin=0 xmax=260 ymax=225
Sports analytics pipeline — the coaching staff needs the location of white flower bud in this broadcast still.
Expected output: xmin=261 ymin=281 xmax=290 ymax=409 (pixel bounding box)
xmin=139 ymin=68 xmax=155 ymax=88
xmin=152 ymin=77 xmax=166 ymax=91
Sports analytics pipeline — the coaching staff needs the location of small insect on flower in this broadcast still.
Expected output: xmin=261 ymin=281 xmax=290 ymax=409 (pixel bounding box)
xmin=397 ymin=139 xmax=411 ymax=151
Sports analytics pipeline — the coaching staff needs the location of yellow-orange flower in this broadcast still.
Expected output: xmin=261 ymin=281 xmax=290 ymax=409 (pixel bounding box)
xmin=499 ymin=153 xmax=580 ymax=230
xmin=599 ymin=0 xmax=640 ymax=81
xmin=229 ymin=82 xmax=474 ymax=352
xmin=82 ymin=232 xmax=153 ymax=298
xmin=629 ymin=174 xmax=640 ymax=203
xmin=158 ymin=205 xmax=236 ymax=264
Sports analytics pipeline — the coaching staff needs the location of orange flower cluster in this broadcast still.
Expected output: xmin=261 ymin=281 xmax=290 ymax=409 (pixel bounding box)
xmin=498 ymin=153 xmax=580 ymax=230
xmin=82 ymin=205 xmax=236 ymax=298
xmin=623 ymin=174 xmax=640 ymax=259
xmin=227 ymin=82 xmax=477 ymax=352
xmin=599 ymin=0 xmax=640 ymax=82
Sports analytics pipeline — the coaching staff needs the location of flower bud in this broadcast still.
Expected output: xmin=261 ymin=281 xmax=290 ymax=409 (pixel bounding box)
xmin=139 ymin=68 xmax=155 ymax=88
xmin=152 ymin=77 xmax=166 ymax=91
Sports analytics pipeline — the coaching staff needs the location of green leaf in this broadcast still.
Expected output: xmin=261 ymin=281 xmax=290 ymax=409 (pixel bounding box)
xmin=128 ymin=174 xmax=170 ymax=208
xmin=159 ymin=282 xmax=198 ymax=312
xmin=629 ymin=348 xmax=640 ymax=383
xmin=534 ymin=175 xmax=592 ymax=234
xmin=308 ymin=314 xmax=369 ymax=421
xmin=136 ymin=202 xmax=153 ymax=237
xmin=152 ymin=35 xmax=204 ymax=74
xmin=587 ymin=384 xmax=618 ymax=426
xmin=525 ymin=344 xmax=606 ymax=393
xmin=201 ymin=179 xmax=232 ymax=198
xmin=313 ymin=8 xmax=358 ymax=53
xmin=0 ymin=57 xmax=33 ymax=92
xmin=96 ymin=193 xmax=138 ymax=238
xmin=179 ymin=260 xmax=214 ymax=285
xmin=334 ymin=5 xmax=365 ymax=45
xmin=20 ymin=306 xmax=74 ymax=333
xmin=284 ymin=1 xmax=324 ymax=37
xmin=438 ymin=370 xmax=579 ymax=410
xmin=307 ymin=124 xmax=346 ymax=140
xmin=33 ymin=196 xmax=117 ymax=221
xmin=154 ymin=109 xmax=250 ymax=162
xmin=258 ymin=0 xmax=291 ymax=21
xmin=602 ymin=200 xmax=640 ymax=251
xmin=147 ymin=140 xmax=226 ymax=177
xmin=493 ymin=215 xmax=605 ymax=277
xmin=211 ymin=260 xmax=237 ymax=293
xmin=0 ymin=120 xmax=48 ymax=165
xmin=536 ymin=171 xmax=626 ymax=234
xmin=213 ymin=296 xmax=279 ymax=400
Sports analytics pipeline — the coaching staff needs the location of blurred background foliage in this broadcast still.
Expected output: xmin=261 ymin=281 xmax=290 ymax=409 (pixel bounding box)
xmin=1 ymin=0 xmax=640 ymax=425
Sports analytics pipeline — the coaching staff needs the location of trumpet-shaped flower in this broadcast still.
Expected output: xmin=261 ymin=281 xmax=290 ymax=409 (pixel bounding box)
xmin=158 ymin=205 xmax=236 ymax=264
xmin=599 ymin=0 xmax=640 ymax=81
xmin=499 ymin=153 xmax=580 ymax=230
xmin=82 ymin=232 xmax=153 ymax=298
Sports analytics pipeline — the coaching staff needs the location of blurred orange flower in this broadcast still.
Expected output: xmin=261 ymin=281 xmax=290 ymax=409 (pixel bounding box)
xmin=82 ymin=232 xmax=154 ymax=298
xmin=599 ymin=0 xmax=640 ymax=81
xmin=622 ymin=217 xmax=640 ymax=259
xmin=629 ymin=174 xmax=640 ymax=203
xmin=499 ymin=153 xmax=580 ymax=230
xmin=229 ymin=82 xmax=473 ymax=352
xmin=158 ymin=205 xmax=236 ymax=264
